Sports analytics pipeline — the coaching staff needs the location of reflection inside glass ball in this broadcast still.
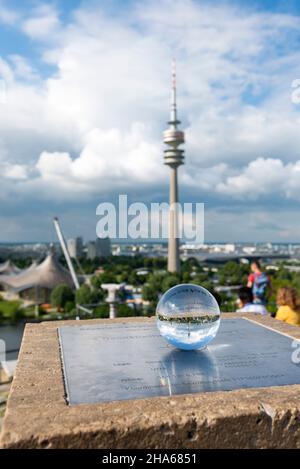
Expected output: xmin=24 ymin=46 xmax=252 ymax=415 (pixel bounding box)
xmin=156 ymin=284 xmax=221 ymax=351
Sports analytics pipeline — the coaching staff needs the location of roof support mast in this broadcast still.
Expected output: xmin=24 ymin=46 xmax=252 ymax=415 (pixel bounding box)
xmin=53 ymin=217 xmax=80 ymax=290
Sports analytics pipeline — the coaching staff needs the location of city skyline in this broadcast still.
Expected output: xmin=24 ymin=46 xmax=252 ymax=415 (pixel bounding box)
xmin=1 ymin=0 xmax=300 ymax=243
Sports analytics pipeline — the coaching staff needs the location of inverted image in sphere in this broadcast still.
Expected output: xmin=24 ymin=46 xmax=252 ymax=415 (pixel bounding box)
xmin=156 ymin=284 xmax=221 ymax=351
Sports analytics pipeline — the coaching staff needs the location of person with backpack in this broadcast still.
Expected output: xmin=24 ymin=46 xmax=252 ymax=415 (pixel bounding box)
xmin=236 ymin=287 xmax=268 ymax=315
xmin=247 ymin=260 xmax=271 ymax=305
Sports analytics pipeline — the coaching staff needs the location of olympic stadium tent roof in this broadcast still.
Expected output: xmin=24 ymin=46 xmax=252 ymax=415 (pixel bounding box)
xmin=0 ymin=260 xmax=21 ymax=276
xmin=0 ymin=252 xmax=73 ymax=292
xmin=25 ymin=260 xmax=39 ymax=271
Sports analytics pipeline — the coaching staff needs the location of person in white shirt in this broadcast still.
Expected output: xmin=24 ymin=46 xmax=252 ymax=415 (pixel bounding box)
xmin=236 ymin=287 xmax=268 ymax=315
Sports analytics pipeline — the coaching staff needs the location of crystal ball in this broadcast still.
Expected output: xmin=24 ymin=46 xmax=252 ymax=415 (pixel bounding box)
xmin=156 ymin=284 xmax=221 ymax=351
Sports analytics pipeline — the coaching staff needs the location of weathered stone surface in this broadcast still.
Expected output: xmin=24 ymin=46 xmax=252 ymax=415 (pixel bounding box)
xmin=0 ymin=315 xmax=300 ymax=449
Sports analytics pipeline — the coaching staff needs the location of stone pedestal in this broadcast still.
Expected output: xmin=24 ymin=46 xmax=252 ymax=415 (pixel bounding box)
xmin=1 ymin=315 xmax=300 ymax=449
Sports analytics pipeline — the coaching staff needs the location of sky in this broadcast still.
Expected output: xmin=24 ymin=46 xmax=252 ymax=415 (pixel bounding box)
xmin=1 ymin=0 xmax=300 ymax=243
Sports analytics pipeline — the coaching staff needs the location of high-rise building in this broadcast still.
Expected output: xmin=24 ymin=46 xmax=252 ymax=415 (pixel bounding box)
xmin=87 ymin=241 xmax=97 ymax=260
xmin=87 ymin=238 xmax=111 ymax=260
xmin=163 ymin=60 xmax=185 ymax=274
xmin=67 ymin=237 xmax=83 ymax=259
xmin=96 ymin=238 xmax=111 ymax=258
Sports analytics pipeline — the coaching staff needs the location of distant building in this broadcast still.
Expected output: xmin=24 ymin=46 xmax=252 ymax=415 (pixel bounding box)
xmin=87 ymin=242 xmax=97 ymax=260
xmin=242 ymin=246 xmax=257 ymax=255
xmin=86 ymin=238 xmax=111 ymax=260
xmin=96 ymin=238 xmax=111 ymax=258
xmin=67 ymin=237 xmax=83 ymax=259
xmin=224 ymin=244 xmax=236 ymax=254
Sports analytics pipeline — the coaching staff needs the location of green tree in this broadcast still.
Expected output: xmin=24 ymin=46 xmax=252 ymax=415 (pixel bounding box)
xmin=182 ymin=271 xmax=191 ymax=283
xmin=142 ymin=272 xmax=181 ymax=302
xmin=181 ymin=258 xmax=199 ymax=274
xmin=152 ymin=257 xmax=167 ymax=270
xmin=193 ymin=273 xmax=209 ymax=284
xmin=93 ymin=304 xmax=109 ymax=318
xmin=64 ymin=301 xmax=76 ymax=313
xmin=219 ymin=261 xmax=247 ymax=286
xmin=192 ymin=277 xmax=214 ymax=294
xmin=142 ymin=284 xmax=159 ymax=303
xmin=0 ymin=300 xmax=23 ymax=323
xmin=51 ymin=284 xmax=74 ymax=309
xmin=162 ymin=274 xmax=180 ymax=292
xmin=116 ymin=304 xmax=137 ymax=317
xmin=89 ymin=276 xmax=106 ymax=300
xmin=95 ymin=271 xmax=118 ymax=284
xmin=75 ymin=284 xmax=101 ymax=305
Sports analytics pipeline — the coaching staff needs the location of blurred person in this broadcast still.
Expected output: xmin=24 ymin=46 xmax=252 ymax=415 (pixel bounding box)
xmin=247 ymin=260 xmax=271 ymax=305
xmin=276 ymin=287 xmax=300 ymax=327
xmin=236 ymin=287 xmax=268 ymax=315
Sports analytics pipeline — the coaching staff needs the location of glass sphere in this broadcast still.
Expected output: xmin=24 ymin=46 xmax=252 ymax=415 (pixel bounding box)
xmin=156 ymin=284 xmax=221 ymax=351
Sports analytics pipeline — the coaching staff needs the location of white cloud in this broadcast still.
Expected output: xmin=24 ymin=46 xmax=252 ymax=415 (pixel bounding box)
xmin=216 ymin=158 xmax=300 ymax=200
xmin=2 ymin=163 xmax=27 ymax=180
xmin=8 ymin=55 xmax=39 ymax=81
xmin=0 ymin=2 xmax=18 ymax=25
xmin=35 ymin=124 xmax=162 ymax=194
xmin=0 ymin=57 xmax=14 ymax=84
xmin=1 ymin=0 xmax=300 ymax=240
xmin=28 ymin=2 xmax=300 ymax=197
xmin=22 ymin=4 xmax=61 ymax=40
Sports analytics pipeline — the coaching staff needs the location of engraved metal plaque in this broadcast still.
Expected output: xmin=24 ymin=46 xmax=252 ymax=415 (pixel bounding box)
xmin=58 ymin=318 xmax=300 ymax=405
